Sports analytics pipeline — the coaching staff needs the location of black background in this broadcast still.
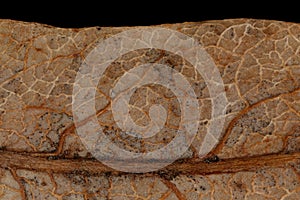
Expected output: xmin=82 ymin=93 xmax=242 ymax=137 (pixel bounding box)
xmin=1 ymin=2 xmax=299 ymax=28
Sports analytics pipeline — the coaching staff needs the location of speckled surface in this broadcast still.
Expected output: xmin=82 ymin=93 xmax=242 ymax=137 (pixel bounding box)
xmin=0 ymin=19 xmax=299 ymax=199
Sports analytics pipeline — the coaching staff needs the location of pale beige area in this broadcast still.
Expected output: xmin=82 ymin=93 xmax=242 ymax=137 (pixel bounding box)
xmin=0 ymin=19 xmax=299 ymax=199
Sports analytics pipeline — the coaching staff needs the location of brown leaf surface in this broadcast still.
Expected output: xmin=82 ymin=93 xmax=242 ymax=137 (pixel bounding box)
xmin=0 ymin=19 xmax=299 ymax=199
